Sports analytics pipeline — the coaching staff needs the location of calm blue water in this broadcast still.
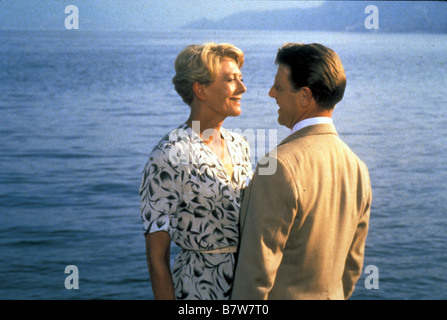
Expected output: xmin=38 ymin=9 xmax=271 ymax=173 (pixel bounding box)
xmin=0 ymin=29 xmax=446 ymax=300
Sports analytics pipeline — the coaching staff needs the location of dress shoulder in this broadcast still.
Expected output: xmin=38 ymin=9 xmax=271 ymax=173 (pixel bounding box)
xmin=139 ymin=125 xmax=192 ymax=235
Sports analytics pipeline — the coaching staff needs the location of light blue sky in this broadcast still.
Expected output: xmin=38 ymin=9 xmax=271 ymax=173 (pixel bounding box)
xmin=0 ymin=0 xmax=324 ymax=31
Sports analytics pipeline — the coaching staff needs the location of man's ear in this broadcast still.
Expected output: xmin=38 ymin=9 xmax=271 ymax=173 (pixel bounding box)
xmin=193 ymin=82 xmax=206 ymax=101
xmin=300 ymin=87 xmax=313 ymax=107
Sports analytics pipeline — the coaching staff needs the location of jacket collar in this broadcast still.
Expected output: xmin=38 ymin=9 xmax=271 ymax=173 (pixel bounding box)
xmin=278 ymin=123 xmax=338 ymax=147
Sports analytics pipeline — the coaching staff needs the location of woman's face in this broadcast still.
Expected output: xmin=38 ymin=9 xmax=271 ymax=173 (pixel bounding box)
xmin=202 ymin=57 xmax=247 ymax=119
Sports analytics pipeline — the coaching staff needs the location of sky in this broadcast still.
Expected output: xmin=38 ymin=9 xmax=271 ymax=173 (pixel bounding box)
xmin=0 ymin=0 xmax=324 ymax=31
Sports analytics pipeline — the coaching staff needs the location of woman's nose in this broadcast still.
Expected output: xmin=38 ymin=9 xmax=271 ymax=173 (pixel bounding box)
xmin=238 ymin=79 xmax=247 ymax=93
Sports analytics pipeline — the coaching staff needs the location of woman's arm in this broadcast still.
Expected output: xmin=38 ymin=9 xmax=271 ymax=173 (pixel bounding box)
xmin=145 ymin=231 xmax=175 ymax=300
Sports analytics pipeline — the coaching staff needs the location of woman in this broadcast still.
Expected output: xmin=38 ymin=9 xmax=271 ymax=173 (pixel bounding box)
xmin=139 ymin=43 xmax=253 ymax=300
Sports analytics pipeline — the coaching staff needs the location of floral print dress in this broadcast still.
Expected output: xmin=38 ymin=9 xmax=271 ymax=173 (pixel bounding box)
xmin=139 ymin=123 xmax=253 ymax=300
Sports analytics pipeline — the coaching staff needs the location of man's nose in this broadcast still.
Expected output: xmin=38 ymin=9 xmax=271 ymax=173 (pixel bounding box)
xmin=268 ymin=86 xmax=275 ymax=97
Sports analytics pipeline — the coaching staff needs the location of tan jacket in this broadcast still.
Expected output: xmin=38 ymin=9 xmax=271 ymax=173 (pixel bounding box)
xmin=231 ymin=124 xmax=372 ymax=300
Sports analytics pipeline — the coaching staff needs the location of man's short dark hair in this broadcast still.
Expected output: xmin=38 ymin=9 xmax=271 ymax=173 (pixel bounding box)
xmin=275 ymin=43 xmax=347 ymax=110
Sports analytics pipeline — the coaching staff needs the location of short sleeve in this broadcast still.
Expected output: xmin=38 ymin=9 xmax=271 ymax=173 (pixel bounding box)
xmin=139 ymin=147 xmax=181 ymax=236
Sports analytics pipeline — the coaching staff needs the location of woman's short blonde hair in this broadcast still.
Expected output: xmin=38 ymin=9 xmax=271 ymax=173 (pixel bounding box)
xmin=172 ymin=42 xmax=245 ymax=106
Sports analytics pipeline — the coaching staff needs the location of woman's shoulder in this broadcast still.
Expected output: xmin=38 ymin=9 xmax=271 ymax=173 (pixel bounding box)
xmin=149 ymin=123 xmax=186 ymax=149
xmin=146 ymin=124 xmax=196 ymax=168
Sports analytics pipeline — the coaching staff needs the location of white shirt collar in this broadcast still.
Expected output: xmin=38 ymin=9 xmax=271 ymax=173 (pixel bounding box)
xmin=289 ymin=117 xmax=333 ymax=136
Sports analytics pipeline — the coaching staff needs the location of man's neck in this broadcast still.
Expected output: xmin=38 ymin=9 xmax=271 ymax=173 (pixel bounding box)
xmin=289 ymin=117 xmax=333 ymax=136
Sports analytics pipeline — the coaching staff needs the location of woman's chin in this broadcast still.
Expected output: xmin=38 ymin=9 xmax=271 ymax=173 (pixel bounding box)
xmin=231 ymin=109 xmax=242 ymax=117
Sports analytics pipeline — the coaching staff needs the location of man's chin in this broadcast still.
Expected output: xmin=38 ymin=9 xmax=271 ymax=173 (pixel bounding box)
xmin=277 ymin=115 xmax=284 ymax=127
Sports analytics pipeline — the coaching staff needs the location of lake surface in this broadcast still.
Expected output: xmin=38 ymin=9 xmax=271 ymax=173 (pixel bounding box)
xmin=0 ymin=29 xmax=446 ymax=300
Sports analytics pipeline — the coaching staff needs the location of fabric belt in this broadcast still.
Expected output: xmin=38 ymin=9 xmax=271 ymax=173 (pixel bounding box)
xmin=188 ymin=246 xmax=238 ymax=254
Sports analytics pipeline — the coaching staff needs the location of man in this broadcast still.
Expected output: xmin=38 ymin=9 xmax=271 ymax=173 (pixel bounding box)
xmin=231 ymin=43 xmax=372 ymax=300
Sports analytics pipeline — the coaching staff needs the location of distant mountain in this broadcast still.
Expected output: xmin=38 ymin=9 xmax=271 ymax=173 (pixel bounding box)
xmin=184 ymin=1 xmax=447 ymax=33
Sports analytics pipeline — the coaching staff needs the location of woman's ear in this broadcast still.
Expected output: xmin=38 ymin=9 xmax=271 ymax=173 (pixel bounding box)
xmin=193 ymin=82 xmax=206 ymax=101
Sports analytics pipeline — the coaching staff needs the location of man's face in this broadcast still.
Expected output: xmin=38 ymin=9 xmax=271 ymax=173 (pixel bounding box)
xmin=268 ymin=64 xmax=302 ymax=129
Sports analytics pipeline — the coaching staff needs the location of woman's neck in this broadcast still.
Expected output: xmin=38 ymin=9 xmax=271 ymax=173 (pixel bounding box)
xmin=185 ymin=106 xmax=224 ymax=141
xmin=185 ymin=105 xmax=233 ymax=177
